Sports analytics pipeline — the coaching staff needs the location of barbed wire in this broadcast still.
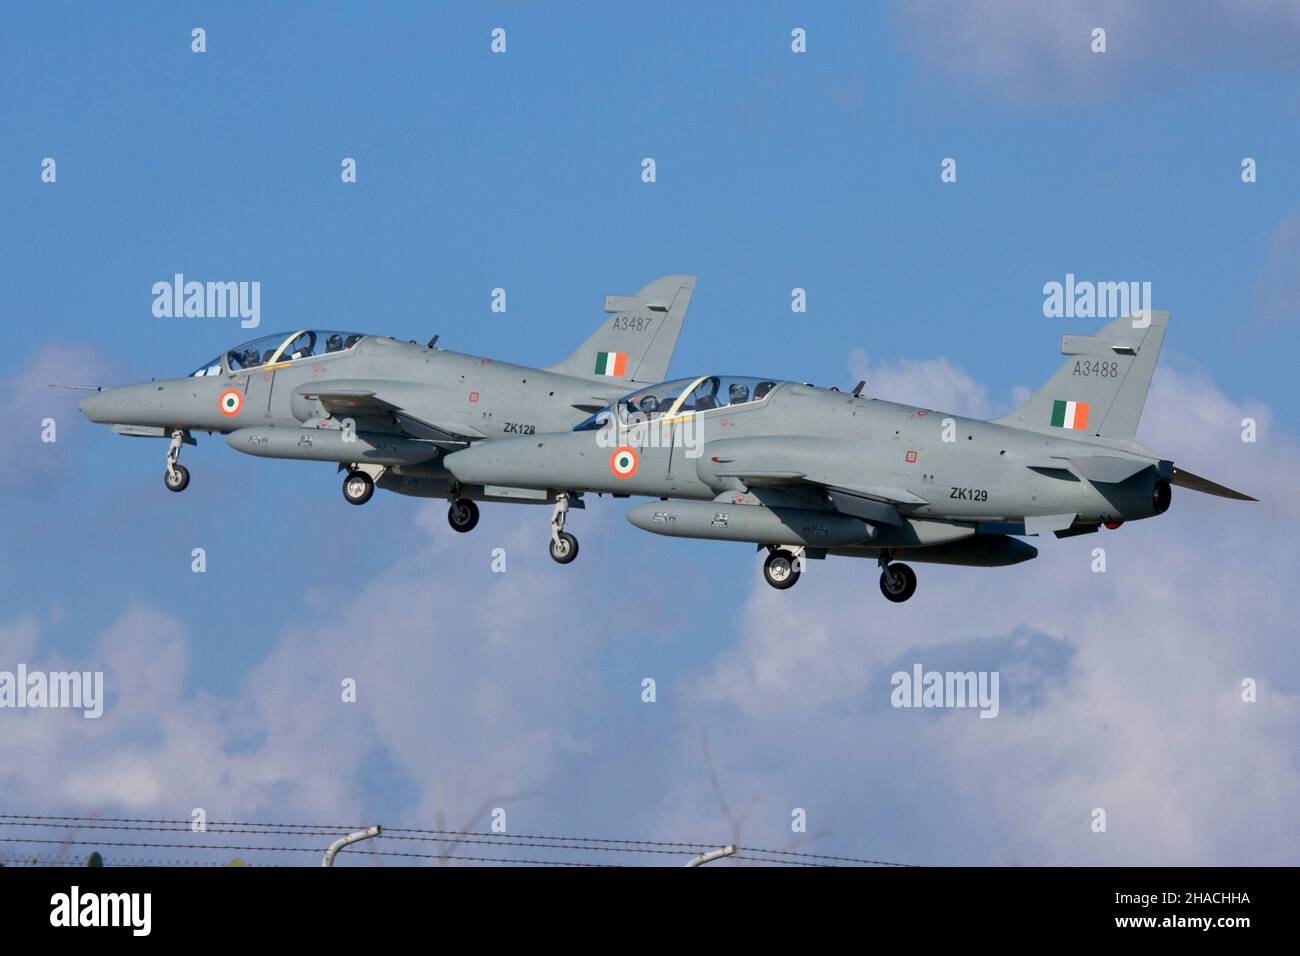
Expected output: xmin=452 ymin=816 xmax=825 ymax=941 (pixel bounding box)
xmin=0 ymin=813 xmax=916 ymax=867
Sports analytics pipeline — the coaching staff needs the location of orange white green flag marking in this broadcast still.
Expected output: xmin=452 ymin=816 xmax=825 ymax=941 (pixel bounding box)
xmin=1051 ymin=399 xmax=1089 ymax=430
xmin=594 ymin=351 xmax=627 ymax=377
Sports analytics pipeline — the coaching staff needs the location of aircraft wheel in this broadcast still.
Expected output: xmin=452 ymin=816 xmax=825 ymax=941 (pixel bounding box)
xmin=448 ymin=498 xmax=480 ymax=533
xmin=549 ymin=531 xmax=579 ymax=564
xmin=163 ymin=464 xmax=190 ymax=493
xmin=879 ymin=562 xmax=917 ymax=603
xmin=342 ymin=470 xmax=374 ymax=506
xmin=763 ymin=550 xmax=801 ymax=590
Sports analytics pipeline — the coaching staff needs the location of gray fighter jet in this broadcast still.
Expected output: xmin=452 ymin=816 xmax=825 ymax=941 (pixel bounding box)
xmin=440 ymin=311 xmax=1255 ymax=599
xmin=75 ymin=276 xmax=696 ymax=532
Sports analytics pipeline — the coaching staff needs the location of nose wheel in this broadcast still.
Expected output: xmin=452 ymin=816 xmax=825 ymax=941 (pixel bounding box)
xmin=163 ymin=429 xmax=191 ymax=493
xmin=163 ymin=463 xmax=190 ymax=493
xmin=762 ymin=549 xmax=802 ymax=589
xmin=549 ymin=531 xmax=579 ymax=564
xmin=879 ymin=562 xmax=917 ymax=603
xmin=448 ymin=498 xmax=480 ymax=533
xmin=342 ymin=470 xmax=375 ymax=505
xmin=548 ymin=493 xmax=580 ymax=563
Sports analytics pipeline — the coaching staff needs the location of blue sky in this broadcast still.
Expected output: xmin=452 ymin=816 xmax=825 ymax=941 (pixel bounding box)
xmin=2 ymin=2 xmax=1298 ymax=865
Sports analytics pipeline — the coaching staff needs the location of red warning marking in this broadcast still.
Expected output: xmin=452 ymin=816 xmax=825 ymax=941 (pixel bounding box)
xmin=468 ymin=391 xmax=479 ymax=403
xmin=905 ymin=450 xmax=917 ymax=463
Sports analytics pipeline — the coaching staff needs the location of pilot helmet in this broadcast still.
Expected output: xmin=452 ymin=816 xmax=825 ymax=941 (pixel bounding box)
xmin=327 ymin=334 xmax=343 ymax=351
xmin=729 ymin=383 xmax=750 ymax=403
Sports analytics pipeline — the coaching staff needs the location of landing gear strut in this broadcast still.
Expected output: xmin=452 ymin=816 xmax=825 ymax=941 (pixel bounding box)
xmin=762 ymin=548 xmax=802 ymax=590
xmin=342 ymin=470 xmax=374 ymax=505
xmin=448 ymin=498 xmax=479 ymax=533
xmin=878 ymin=557 xmax=917 ymax=603
xmin=548 ymin=493 xmax=579 ymax=564
xmin=163 ymin=429 xmax=190 ymax=493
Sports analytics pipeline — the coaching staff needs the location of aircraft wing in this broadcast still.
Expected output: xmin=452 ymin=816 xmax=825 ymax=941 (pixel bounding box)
xmin=301 ymin=383 xmax=485 ymax=445
xmin=701 ymin=436 xmax=927 ymax=525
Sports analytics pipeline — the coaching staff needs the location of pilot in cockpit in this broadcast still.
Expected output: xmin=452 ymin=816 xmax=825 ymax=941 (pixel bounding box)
xmin=728 ymin=382 xmax=750 ymax=405
xmin=327 ymin=334 xmax=344 ymax=353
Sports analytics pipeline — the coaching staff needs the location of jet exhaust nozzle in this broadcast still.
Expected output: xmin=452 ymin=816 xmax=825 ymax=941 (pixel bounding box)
xmin=1152 ymin=478 xmax=1172 ymax=514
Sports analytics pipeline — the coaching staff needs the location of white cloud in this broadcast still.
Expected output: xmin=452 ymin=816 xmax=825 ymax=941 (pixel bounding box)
xmin=652 ymin=362 xmax=1300 ymax=864
xmin=848 ymin=348 xmax=1003 ymax=418
xmin=1 ymin=357 xmax=1295 ymax=866
xmin=0 ymin=345 xmax=120 ymax=489
xmin=889 ymin=0 xmax=1300 ymax=102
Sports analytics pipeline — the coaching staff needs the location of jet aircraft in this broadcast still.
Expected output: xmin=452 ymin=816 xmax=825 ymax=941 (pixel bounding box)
xmin=439 ymin=311 xmax=1255 ymax=600
xmin=75 ymin=276 xmax=696 ymax=537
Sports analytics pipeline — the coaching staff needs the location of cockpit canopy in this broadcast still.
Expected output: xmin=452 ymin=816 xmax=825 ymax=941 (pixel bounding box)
xmin=189 ymin=330 xmax=367 ymax=377
xmin=575 ymin=375 xmax=783 ymax=429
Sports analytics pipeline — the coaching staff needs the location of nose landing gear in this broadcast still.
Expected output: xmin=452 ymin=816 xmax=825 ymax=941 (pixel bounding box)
xmin=548 ymin=493 xmax=579 ymax=563
xmin=163 ymin=429 xmax=191 ymax=493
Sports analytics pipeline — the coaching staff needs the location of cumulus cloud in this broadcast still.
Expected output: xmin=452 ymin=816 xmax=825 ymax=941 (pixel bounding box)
xmin=0 ymin=344 xmax=119 ymax=488
xmin=1247 ymin=208 xmax=1300 ymax=337
xmin=849 ymin=348 xmax=1003 ymax=418
xmin=648 ymin=362 xmax=1300 ymax=864
xmin=1 ymin=356 xmax=1295 ymax=866
xmin=889 ymin=0 xmax=1300 ymax=103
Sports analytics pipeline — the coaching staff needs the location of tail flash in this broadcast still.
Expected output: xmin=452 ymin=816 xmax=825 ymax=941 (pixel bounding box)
xmin=547 ymin=275 xmax=696 ymax=385
xmin=996 ymin=310 xmax=1168 ymax=441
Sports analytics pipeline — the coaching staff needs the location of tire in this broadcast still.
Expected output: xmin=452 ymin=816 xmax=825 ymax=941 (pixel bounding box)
xmin=342 ymin=470 xmax=374 ymax=506
xmin=448 ymin=498 xmax=480 ymax=533
xmin=763 ymin=550 xmax=801 ymax=590
xmin=164 ymin=464 xmax=190 ymax=493
xmin=549 ymin=531 xmax=579 ymax=564
xmin=879 ymin=562 xmax=917 ymax=603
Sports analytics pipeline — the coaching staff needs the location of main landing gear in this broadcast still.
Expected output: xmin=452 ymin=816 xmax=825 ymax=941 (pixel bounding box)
xmin=762 ymin=548 xmax=802 ymax=590
xmin=447 ymin=498 xmax=480 ymax=533
xmin=878 ymin=558 xmax=917 ymax=603
xmin=758 ymin=547 xmax=919 ymax=602
xmin=549 ymin=492 xmax=579 ymax=564
xmin=164 ymin=429 xmax=191 ymax=492
xmin=342 ymin=470 xmax=374 ymax=505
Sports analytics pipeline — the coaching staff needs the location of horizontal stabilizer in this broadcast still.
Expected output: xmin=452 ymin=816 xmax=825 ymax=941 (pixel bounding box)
xmin=1171 ymin=467 xmax=1257 ymax=501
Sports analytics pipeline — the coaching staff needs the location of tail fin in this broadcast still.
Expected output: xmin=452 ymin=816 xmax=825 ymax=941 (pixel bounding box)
xmin=995 ymin=310 xmax=1168 ymax=441
xmin=547 ymin=275 xmax=695 ymax=385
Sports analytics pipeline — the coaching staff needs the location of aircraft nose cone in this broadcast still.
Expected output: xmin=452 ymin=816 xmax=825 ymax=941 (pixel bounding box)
xmin=77 ymin=391 xmax=112 ymax=423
